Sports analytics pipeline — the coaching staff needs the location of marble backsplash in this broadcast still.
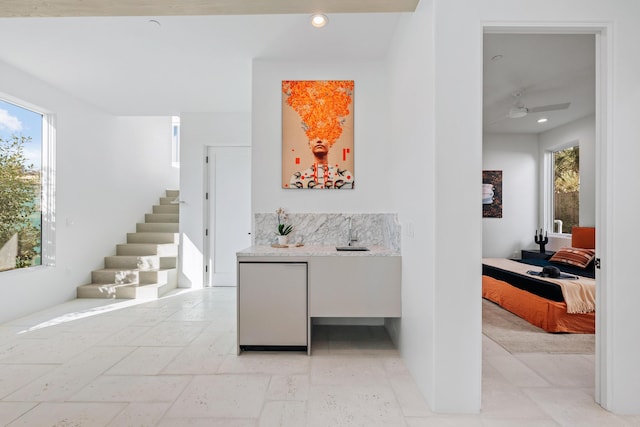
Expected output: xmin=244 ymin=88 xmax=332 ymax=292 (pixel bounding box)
xmin=253 ymin=212 xmax=401 ymax=252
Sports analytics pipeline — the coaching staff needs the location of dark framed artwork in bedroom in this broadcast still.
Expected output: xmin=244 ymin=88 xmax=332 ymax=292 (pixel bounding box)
xmin=483 ymin=170 xmax=503 ymax=218
xmin=281 ymin=80 xmax=355 ymax=189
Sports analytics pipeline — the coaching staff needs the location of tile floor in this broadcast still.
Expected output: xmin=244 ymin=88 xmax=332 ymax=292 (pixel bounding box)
xmin=0 ymin=288 xmax=638 ymax=426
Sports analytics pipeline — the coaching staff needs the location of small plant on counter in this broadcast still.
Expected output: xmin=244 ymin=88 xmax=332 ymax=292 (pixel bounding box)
xmin=275 ymin=207 xmax=294 ymax=236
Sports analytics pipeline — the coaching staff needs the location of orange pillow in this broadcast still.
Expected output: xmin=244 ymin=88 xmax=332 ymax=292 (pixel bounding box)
xmin=572 ymin=227 xmax=595 ymax=249
xmin=550 ymin=247 xmax=596 ymax=269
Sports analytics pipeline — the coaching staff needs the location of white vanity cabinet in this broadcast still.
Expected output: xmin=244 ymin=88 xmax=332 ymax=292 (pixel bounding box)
xmin=237 ymin=247 xmax=402 ymax=354
xmin=237 ymin=262 xmax=308 ymax=351
xmin=308 ymin=256 xmax=401 ymax=317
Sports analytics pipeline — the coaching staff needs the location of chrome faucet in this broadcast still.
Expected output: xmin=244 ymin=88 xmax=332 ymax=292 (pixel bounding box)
xmin=347 ymin=217 xmax=358 ymax=246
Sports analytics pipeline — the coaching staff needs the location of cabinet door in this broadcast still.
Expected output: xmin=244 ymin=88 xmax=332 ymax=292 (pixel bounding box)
xmin=238 ymin=262 xmax=307 ymax=346
xmin=309 ymin=256 xmax=401 ymax=317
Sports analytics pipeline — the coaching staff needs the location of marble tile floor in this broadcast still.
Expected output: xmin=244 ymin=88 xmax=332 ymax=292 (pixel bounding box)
xmin=0 ymin=288 xmax=638 ymax=426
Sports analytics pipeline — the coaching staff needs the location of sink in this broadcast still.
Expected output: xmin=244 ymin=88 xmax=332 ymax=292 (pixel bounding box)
xmin=336 ymin=246 xmax=370 ymax=251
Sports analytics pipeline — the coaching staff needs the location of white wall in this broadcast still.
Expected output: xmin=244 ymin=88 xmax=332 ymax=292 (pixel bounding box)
xmin=424 ymin=0 xmax=640 ymax=414
xmin=539 ymin=114 xmax=596 ymax=227
xmin=386 ymin=0 xmax=443 ymax=410
xmin=113 ymin=116 xmax=179 ymax=195
xmin=251 ymin=59 xmax=393 ymax=214
xmin=432 ymin=0 xmax=485 ymax=411
xmin=0 ymin=60 xmax=178 ymax=324
xmin=178 ymin=112 xmax=251 ymax=288
xmin=483 ymin=134 xmax=539 ymax=258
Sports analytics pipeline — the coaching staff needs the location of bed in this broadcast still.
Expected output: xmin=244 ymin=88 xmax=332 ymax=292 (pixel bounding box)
xmin=482 ymin=227 xmax=596 ymax=333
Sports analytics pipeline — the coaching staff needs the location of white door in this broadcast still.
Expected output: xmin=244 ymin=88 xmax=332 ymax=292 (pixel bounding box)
xmin=206 ymin=146 xmax=251 ymax=286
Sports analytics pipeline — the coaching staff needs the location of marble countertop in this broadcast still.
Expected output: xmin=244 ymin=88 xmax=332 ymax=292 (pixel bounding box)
xmin=237 ymin=244 xmax=400 ymax=257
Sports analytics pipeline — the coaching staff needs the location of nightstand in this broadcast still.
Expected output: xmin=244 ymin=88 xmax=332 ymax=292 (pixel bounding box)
xmin=521 ymin=249 xmax=555 ymax=260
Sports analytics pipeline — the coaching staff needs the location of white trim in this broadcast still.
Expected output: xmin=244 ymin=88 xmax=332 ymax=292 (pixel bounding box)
xmin=483 ymin=21 xmax=612 ymax=411
xmin=0 ymin=92 xmax=48 ymax=116
xmin=483 ymin=22 xmax=612 ymax=34
xmin=203 ymin=147 xmax=213 ymax=287
xmin=171 ymin=116 xmax=180 ymax=168
xmin=543 ymin=148 xmax=554 ymax=234
xmin=40 ymin=114 xmax=56 ymax=267
xmin=594 ymin=24 xmax=614 ymax=411
xmin=546 ymin=138 xmax=580 ymax=153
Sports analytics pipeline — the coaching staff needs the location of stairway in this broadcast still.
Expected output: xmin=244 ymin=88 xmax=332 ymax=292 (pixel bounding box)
xmin=77 ymin=189 xmax=180 ymax=299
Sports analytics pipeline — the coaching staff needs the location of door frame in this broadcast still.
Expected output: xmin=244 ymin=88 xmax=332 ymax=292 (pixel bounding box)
xmin=482 ymin=22 xmax=612 ymax=408
xmin=203 ymin=146 xmax=213 ymax=287
xmin=203 ymin=145 xmax=251 ymax=287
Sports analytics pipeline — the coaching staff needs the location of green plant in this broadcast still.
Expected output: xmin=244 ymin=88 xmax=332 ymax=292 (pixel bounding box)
xmin=275 ymin=207 xmax=293 ymax=235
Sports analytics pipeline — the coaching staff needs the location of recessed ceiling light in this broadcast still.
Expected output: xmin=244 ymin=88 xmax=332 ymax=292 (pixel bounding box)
xmin=537 ymin=117 xmax=548 ymax=123
xmin=310 ymin=14 xmax=328 ymax=28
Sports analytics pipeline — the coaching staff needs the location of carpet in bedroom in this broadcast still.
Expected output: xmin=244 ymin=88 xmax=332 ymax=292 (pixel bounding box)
xmin=482 ymin=298 xmax=595 ymax=354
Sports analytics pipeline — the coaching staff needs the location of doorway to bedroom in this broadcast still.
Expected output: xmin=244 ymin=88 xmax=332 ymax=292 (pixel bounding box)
xmin=482 ymin=29 xmax=600 ymax=403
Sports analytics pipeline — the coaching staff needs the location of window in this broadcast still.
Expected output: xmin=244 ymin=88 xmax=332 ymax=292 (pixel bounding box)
xmin=0 ymin=97 xmax=53 ymax=272
xmin=550 ymin=145 xmax=579 ymax=234
xmin=171 ymin=116 xmax=180 ymax=167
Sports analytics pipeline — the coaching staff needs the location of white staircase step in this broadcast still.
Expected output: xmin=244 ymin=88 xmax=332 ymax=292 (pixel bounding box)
xmin=165 ymin=190 xmax=180 ymax=198
xmin=91 ymin=268 xmax=139 ymax=284
xmin=117 ymin=243 xmax=178 ymax=257
xmin=145 ymin=213 xmax=178 ymax=223
xmin=160 ymin=197 xmax=179 ymax=205
xmin=77 ymin=283 xmax=128 ymax=299
xmin=160 ymin=257 xmax=177 ymax=269
xmin=104 ymin=255 xmax=159 ymax=270
xmin=77 ymin=268 xmax=177 ymax=299
xmin=136 ymin=222 xmax=179 ymax=233
xmin=139 ymin=268 xmax=177 ymax=286
xmin=77 ymin=284 xmax=109 ymax=299
xmin=126 ymin=232 xmax=179 ymax=244
xmin=152 ymin=204 xmax=179 ymax=214
xmin=117 ymin=281 xmax=178 ymax=299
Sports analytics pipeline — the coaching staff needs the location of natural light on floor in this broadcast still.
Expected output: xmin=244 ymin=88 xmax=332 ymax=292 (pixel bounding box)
xmin=16 ymin=288 xmax=198 ymax=335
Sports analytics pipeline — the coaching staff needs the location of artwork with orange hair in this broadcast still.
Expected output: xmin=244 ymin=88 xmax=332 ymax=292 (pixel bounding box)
xmin=282 ymin=80 xmax=355 ymax=189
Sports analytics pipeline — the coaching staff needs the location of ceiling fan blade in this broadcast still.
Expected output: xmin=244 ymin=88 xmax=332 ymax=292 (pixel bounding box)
xmin=485 ymin=114 xmax=508 ymax=126
xmin=528 ymin=102 xmax=571 ymax=113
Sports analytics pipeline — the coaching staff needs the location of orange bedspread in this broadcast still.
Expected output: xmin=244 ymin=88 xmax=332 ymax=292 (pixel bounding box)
xmin=482 ymin=275 xmax=595 ymax=333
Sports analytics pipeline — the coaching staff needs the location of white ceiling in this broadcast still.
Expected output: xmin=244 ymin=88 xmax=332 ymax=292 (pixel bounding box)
xmin=0 ymin=1 xmax=416 ymax=115
xmin=483 ymin=33 xmax=595 ymax=134
xmin=0 ymin=13 xmax=408 ymax=115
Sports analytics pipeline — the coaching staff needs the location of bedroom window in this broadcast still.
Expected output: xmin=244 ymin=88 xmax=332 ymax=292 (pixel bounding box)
xmin=551 ymin=145 xmax=579 ymax=234
xmin=0 ymin=96 xmax=54 ymax=273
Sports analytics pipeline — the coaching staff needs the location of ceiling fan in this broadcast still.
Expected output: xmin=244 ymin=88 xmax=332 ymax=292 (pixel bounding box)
xmin=506 ymin=90 xmax=571 ymax=119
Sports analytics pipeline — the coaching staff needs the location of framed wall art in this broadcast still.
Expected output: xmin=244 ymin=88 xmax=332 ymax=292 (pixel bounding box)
xmin=282 ymin=80 xmax=354 ymax=189
xmin=483 ymin=170 xmax=503 ymax=218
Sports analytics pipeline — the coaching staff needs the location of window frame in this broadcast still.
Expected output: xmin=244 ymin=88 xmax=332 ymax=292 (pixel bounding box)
xmin=0 ymin=94 xmax=55 ymax=271
xmin=171 ymin=116 xmax=180 ymax=168
xmin=40 ymin=112 xmax=56 ymax=267
xmin=544 ymin=139 xmax=579 ymax=237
